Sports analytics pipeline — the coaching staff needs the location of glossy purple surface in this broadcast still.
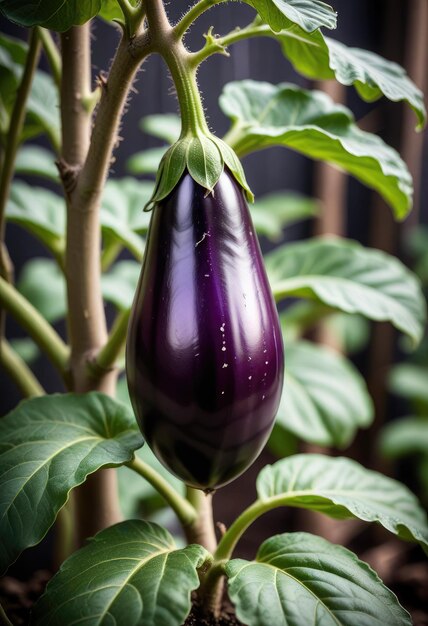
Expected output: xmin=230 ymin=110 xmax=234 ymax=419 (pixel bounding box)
xmin=126 ymin=170 xmax=284 ymax=490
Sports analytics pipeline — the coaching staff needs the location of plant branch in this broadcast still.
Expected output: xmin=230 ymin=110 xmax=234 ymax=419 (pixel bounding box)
xmin=0 ymin=27 xmax=41 ymax=300
xmin=0 ymin=339 xmax=45 ymax=397
xmin=37 ymin=27 xmax=61 ymax=87
xmin=0 ymin=276 xmax=69 ymax=376
xmin=116 ymin=0 xmax=145 ymax=37
xmin=126 ymin=456 xmax=198 ymax=527
xmin=174 ymin=0 xmax=228 ymax=40
xmin=184 ymin=487 xmax=218 ymax=553
xmin=90 ymin=308 xmax=130 ymax=376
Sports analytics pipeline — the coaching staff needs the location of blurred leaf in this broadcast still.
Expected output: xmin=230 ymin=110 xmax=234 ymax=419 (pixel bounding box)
xmin=267 ymin=424 xmax=298 ymax=459
xmin=257 ymin=454 xmax=428 ymax=551
xmin=9 ymin=338 xmax=39 ymax=364
xmin=276 ymin=29 xmax=426 ymax=129
xmin=248 ymin=0 xmax=337 ymax=33
xmin=101 ymin=260 xmax=141 ymax=310
xmin=32 ymin=521 xmax=208 ymax=626
xmin=265 ymin=237 xmax=426 ymax=346
xmin=0 ymin=35 xmax=60 ymax=146
xmin=278 ymin=340 xmax=373 ymax=447
xmin=127 ymin=147 xmax=167 ymax=175
xmin=221 ymin=81 xmax=413 ymax=219
xmin=389 ymin=363 xmax=428 ymax=404
xmin=380 ymin=417 xmax=428 ymax=459
xmin=140 ymin=114 xmax=181 ymax=144
xmin=0 ymin=392 xmax=144 ymax=574
xmin=101 ymin=178 xmax=153 ymax=259
xmin=6 ymin=182 xmax=65 ymax=255
xmin=323 ymin=312 xmax=371 ymax=354
xmin=227 ymin=533 xmax=411 ymax=626
xmin=405 ymin=226 xmax=428 ymax=286
xmin=250 ymin=192 xmax=319 ymax=240
xmin=280 ymin=300 xmax=333 ymax=341
xmin=17 ymin=258 xmax=66 ymax=323
xmin=15 ymin=145 xmax=59 ymax=182
xmin=0 ymin=0 xmax=101 ymax=31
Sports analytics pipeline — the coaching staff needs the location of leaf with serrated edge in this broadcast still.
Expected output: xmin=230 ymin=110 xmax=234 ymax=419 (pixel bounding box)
xmin=32 ymin=520 xmax=208 ymax=626
xmin=265 ymin=237 xmax=426 ymax=346
xmin=226 ymin=532 xmax=411 ymax=626
xmin=220 ymin=81 xmax=413 ymax=219
xmin=277 ymin=340 xmax=373 ymax=447
xmin=257 ymin=454 xmax=428 ymax=551
xmin=0 ymin=393 xmax=144 ymax=574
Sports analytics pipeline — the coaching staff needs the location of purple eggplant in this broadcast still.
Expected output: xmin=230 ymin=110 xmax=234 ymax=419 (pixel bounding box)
xmin=126 ymin=169 xmax=284 ymax=490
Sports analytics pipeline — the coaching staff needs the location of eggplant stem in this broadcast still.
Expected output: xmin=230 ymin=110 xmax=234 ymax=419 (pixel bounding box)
xmin=126 ymin=456 xmax=198 ymax=528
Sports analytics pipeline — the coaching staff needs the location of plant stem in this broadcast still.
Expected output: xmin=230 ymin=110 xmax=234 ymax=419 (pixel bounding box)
xmin=0 ymin=339 xmax=45 ymax=397
xmin=0 ymin=602 xmax=12 ymax=626
xmin=174 ymin=0 xmax=227 ymax=40
xmin=37 ymin=27 xmax=61 ymax=87
xmin=126 ymin=456 xmax=198 ymax=527
xmin=190 ymin=22 xmax=271 ymax=66
xmin=91 ymin=308 xmax=130 ymax=376
xmin=0 ymin=276 xmax=69 ymax=376
xmin=185 ymin=488 xmax=218 ymax=553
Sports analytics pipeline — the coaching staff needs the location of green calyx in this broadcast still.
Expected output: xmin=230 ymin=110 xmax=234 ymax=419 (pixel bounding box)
xmin=144 ymin=133 xmax=254 ymax=211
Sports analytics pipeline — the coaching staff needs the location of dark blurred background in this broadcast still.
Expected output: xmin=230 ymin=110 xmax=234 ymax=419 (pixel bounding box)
xmin=1 ymin=0 xmax=427 ymax=617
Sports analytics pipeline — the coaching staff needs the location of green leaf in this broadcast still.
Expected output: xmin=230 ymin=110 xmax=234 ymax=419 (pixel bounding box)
xmin=15 ymin=145 xmax=59 ymax=182
xmin=6 ymin=182 xmax=65 ymax=256
xmin=380 ymin=417 xmax=428 ymax=459
xmin=0 ymin=35 xmax=60 ymax=147
xmin=98 ymin=0 xmax=125 ymax=21
xmin=140 ymin=113 xmax=181 ymax=144
xmin=127 ymin=147 xmax=167 ymax=175
xmin=278 ymin=340 xmax=373 ymax=447
xmin=405 ymin=226 xmax=428 ymax=285
xmin=0 ymin=392 xmax=144 ymax=574
xmin=9 ymin=338 xmax=40 ymax=364
xmin=247 ymin=0 xmax=337 ymax=34
xmin=250 ymin=192 xmax=319 ymax=240
xmin=265 ymin=237 xmax=426 ymax=346
xmin=32 ymin=520 xmax=208 ymax=626
xmin=323 ymin=312 xmax=371 ymax=354
xmin=17 ymin=258 xmax=66 ymax=323
xmin=257 ymin=454 xmax=428 ymax=550
xmin=101 ymin=178 xmax=153 ymax=259
xmin=275 ymin=29 xmax=426 ymax=129
xmin=101 ymin=260 xmax=141 ymax=310
xmin=389 ymin=364 xmax=428 ymax=404
xmin=0 ymin=0 xmax=101 ymax=31
xmin=226 ymin=532 xmax=411 ymax=626
xmin=221 ymin=81 xmax=413 ymax=219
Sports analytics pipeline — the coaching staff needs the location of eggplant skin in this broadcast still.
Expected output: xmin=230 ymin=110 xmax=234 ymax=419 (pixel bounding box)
xmin=126 ymin=169 xmax=284 ymax=490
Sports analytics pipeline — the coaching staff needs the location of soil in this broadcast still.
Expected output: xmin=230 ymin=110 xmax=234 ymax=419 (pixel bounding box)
xmin=184 ymin=598 xmax=244 ymax=626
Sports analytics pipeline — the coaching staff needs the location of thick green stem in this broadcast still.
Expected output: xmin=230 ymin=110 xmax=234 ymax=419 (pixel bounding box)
xmin=37 ymin=27 xmax=61 ymax=87
xmin=90 ymin=308 xmax=130 ymax=376
xmin=185 ymin=488 xmax=218 ymax=553
xmin=0 ymin=339 xmax=45 ymax=397
xmin=126 ymin=456 xmax=198 ymax=528
xmin=0 ymin=276 xmax=69 ymax=376
xmin=174 ymin=0 xmax=227 ymax=40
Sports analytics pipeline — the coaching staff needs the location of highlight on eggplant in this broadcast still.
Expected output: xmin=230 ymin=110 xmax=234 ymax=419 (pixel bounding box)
xmin=126 ymin=168 xmax=284 ymax=490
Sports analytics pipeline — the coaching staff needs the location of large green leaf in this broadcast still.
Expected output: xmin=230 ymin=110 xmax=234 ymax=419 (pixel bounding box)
xmin=0 ymin=0 xmax=101 ymax=31
xmin=247 ymin=0 xmax=336 ymax=33
xmin=17 ymin=258 xmax=141 ymax=321
xmin=250 ymin=192 xmax=319 ymax=241
xmin=0 ymin=393 xmax=144 ymax=574
xmin=0 ymin=34 xmax=60 ymax=147
xmin=32 ymin=520 xmax=208 ymax=626
xmin=6 ymin=182 xmax=65 ymax=256
xmin=101 ymin=178 xmax=153 ymax=259
xmin=15 ymin=145 xmax=59 ymax=182
xmin=221 ymin=81 xmax=413 ymax=218
xmin=278 ymin=340 xmax=373 ymax=447
xmin=380 ymin=417 xmax=428 ymax=459
xmin=257 ymin=454 xmax=428 ymax=550
xmin=265 ymin=237 xmax=426 ymax=346
xmin=226 ymin=533 xmax=411 ymax=626
xmin=274 ymin=29 xmax=426 ymax=129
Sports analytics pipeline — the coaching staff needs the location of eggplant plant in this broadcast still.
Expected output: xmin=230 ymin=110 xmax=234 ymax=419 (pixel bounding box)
xmin=0 ymin=0 xmax=427 ymax=624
